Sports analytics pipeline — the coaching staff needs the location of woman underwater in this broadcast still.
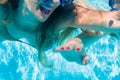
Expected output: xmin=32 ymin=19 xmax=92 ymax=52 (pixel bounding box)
xmin=1 ymin=0 xmax=120 ymax=67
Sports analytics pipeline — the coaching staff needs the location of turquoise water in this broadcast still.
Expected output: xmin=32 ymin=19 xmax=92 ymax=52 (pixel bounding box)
xmin=0 ymin=0 xmax=120 ymax=80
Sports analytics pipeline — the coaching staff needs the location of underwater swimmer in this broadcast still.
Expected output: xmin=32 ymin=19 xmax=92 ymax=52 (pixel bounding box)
xmin=1 ymin=0 xmax=120 ymax=67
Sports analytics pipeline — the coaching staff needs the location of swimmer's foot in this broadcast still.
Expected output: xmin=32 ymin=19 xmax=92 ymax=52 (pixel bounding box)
xmin=55 ymin=37 xmax=84 ymax=52
xmin=55 ymin=37 xmax=89 ymax=65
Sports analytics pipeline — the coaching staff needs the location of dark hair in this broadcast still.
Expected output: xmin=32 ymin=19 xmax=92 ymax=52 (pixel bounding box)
xmin=8 ymin=0 xmax=19 ymax=10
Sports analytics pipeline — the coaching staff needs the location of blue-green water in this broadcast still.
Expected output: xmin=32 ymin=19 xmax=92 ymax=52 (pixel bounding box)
xmin=0 ymin=0 xmax=120 ymax=80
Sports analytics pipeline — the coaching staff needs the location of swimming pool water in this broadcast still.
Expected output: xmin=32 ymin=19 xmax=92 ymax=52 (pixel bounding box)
xmin=0 ymin=0 xmax=120 ymax=80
